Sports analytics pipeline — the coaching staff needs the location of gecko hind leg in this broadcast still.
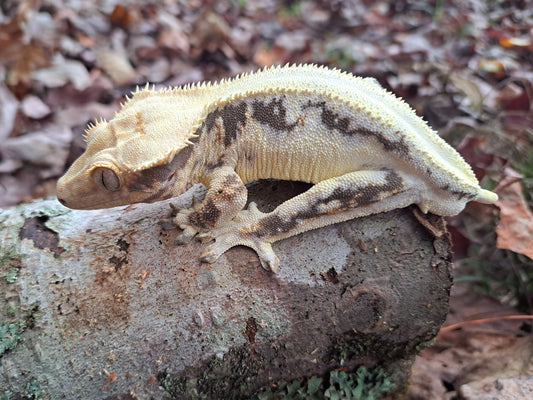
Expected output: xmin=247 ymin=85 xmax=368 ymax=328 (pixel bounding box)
xmin=200 ymin=169 xmax=420 ymax=272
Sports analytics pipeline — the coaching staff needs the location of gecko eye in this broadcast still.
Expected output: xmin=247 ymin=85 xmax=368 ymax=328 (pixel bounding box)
xmin=93 ymin=167 xmax=120 ymax=191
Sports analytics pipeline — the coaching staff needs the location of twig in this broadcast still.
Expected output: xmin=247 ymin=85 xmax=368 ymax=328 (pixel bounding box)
xmin=440 ymin=315 xmax=533 ymax=333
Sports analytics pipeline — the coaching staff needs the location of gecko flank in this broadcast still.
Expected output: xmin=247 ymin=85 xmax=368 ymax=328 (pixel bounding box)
xmin=56 ymin=64 xmax=498 ymax=272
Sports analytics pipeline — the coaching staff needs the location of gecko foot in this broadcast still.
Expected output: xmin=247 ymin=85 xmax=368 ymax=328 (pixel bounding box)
xmin=200 ymin=239 xmax=279 ymax=273
xmin=170 ymin=199 xmax=203 ymax=244
xmin=198 ymin=202 xmax=280 ymax=273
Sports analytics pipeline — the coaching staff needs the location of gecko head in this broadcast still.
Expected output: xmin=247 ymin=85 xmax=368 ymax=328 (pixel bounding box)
xmin=57 ymin=93 xmax=199 ymax=210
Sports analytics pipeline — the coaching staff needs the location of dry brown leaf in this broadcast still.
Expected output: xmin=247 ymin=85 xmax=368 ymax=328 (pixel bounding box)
xmin=191 ymin=10 xmax=230 ymax=45
xmin=0 ymin=28 xmax=50 ymax=86
xmin=0 ymin=18 xmax=24 ymax=54
xmin=496 ymin=180 xmax=533 ymax=260
xmin=0 ymin=2 xmax=52 ymax=86
xmin=10 ymin=44 xmax=50 ymax=85
xmin=253 ymin=44 xmax=287 ymax=67
xmin=158 ymin=29 xmax=190 ymax=54
xmin=407 ymin=287 xmax=532 ymax=400
xmin=110 ymin=4 xmax=137 ymax=30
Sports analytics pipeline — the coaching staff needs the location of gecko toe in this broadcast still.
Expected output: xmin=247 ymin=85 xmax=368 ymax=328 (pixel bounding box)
xmin=174 ymin=227 xmax=197 ymax=245
xmin=200 ymin=252 xmax=218 ymax=264
xmin=260 ymin=257 xmax=279 ymax=273
xmin=255 ymin=243 xmax=279 ymax=273
xmin=200 ymin=242 xmax=228 ymax=264
xmin=197 ymin=232 xmax=215 ymax=243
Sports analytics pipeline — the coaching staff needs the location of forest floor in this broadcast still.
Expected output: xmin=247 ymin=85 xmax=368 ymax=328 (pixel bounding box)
xmin=1 ymin=0 xmax=532 ymax=398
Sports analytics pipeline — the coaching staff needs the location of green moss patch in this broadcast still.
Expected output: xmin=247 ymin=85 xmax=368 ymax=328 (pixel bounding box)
xmin=255 ymin=366 xmax=394 ymax=400
xmin=0 ymin=321 xmax=26 ymax=357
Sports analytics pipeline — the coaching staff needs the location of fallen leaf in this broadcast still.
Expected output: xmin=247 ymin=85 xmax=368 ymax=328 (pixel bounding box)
xmin=500 ymin=111 xmax=533 ymax=137
xmin=110 ymin=4 xmax=137 ymax=30
xmin=96 ymin=48 xmax=137 ymax=86
xmin=253 ymin=43 xmax=287 ymax=66
xmin=158 ymin=28 xmax=190 ymax=54
xmin=499 ymin=36 xmax=532 ymax=48
xmin=496 ymin=180 xmax=533 ymax=260
xmin=461 ymin=374 xmax=533 ymax=400
xmin=0 ymin=125 xmax=71 ymax=177
xmin=398 ymin=32 xmax=432 ymax=54
xmin=0 ymin=169 xmax=40 ymax=207
xmin=45 ymin=72 xmax=115 ymax=110
xmin=229 ymin=19 xmax=257 ymax=58
xmin=456 ymin=135 xmax=494 ymax=180
xmin=478 ymin=58 xmax=506 ymax=80
xmin=407 ymin=286 xmax=532 ymax=399
xmin=494 ymin=167 xmax=523 ymax=190
xmin=5 ymin=43 xmax=50 ymax=86
xmin=274 ymin=30 xmax=310 ymax=53
xmin=137 ymin=58 xmax=170 ymax=83
xmin=450 ymin=73 xmax=484 ymax=113
xmin=21 ymin=95 xmax=51 ymax=119
xmin=0 ymin=9 xmax=51 ymax=86
xmin=190 ymin=10 xmax=231 ymax=53
xmin=33 ymin=55 xmax=90 ymax=90
xmin=495 ymin=80 xmax=531 ymax=111
xmin=21 ymin=10 xmax=56 ymax=48
xmin=0 ymin=83 xmax=19 ymax=140
xmin=17 ymin=0 xmax=41 ymax=19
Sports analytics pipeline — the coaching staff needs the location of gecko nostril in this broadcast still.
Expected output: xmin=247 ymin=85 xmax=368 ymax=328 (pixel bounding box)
xmin=58 ymin=197 xmax=67 ymax=206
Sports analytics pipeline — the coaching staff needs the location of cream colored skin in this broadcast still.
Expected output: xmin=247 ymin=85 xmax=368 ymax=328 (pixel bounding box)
xmin=57 ymin=64 xmax=498 ymax=272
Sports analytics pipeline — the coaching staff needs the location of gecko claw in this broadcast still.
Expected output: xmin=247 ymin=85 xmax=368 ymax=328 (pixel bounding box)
xmin=200 ymin=241 xmax=230 ymax=264
xmin=200 ymin=252 xmax=219 ymax=264
xmin=255 ymin=243 xmax=279 ymax=273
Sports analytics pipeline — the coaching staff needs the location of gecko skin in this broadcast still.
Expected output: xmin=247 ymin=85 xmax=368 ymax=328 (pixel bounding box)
xmin=56 ymin=64 xmax=498 ymax=272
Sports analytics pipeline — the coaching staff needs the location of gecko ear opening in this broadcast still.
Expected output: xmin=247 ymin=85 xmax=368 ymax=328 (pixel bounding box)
xmin=93 ymin=167 xmax=121 ymax=191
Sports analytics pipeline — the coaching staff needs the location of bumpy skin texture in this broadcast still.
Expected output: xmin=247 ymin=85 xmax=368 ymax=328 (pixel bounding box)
xmin=56 ymin=64 xmax=498 ymax=272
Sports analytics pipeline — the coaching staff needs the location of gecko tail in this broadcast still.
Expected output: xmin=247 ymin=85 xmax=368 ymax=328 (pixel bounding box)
xmin=475 ymin=188 xmax=498 ymax=204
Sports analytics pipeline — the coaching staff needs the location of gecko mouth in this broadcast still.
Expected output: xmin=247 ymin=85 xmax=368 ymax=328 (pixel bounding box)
xmin=57 ymin=193 xmax=129 ymax=210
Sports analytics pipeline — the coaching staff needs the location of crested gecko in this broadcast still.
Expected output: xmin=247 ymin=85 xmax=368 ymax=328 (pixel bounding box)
xmin=56 ymin=64 xmax=498 ymax=272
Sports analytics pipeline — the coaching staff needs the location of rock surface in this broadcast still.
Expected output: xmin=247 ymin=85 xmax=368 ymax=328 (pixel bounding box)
xmin=0 ymin=180 xmax=453 ymax=399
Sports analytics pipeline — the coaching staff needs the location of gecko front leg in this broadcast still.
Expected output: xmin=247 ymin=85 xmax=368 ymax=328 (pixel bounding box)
xmin=200 ymin=169 xmax=419 ymax=273
xmin=172 ymin=166 xmax=247 ymax=243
